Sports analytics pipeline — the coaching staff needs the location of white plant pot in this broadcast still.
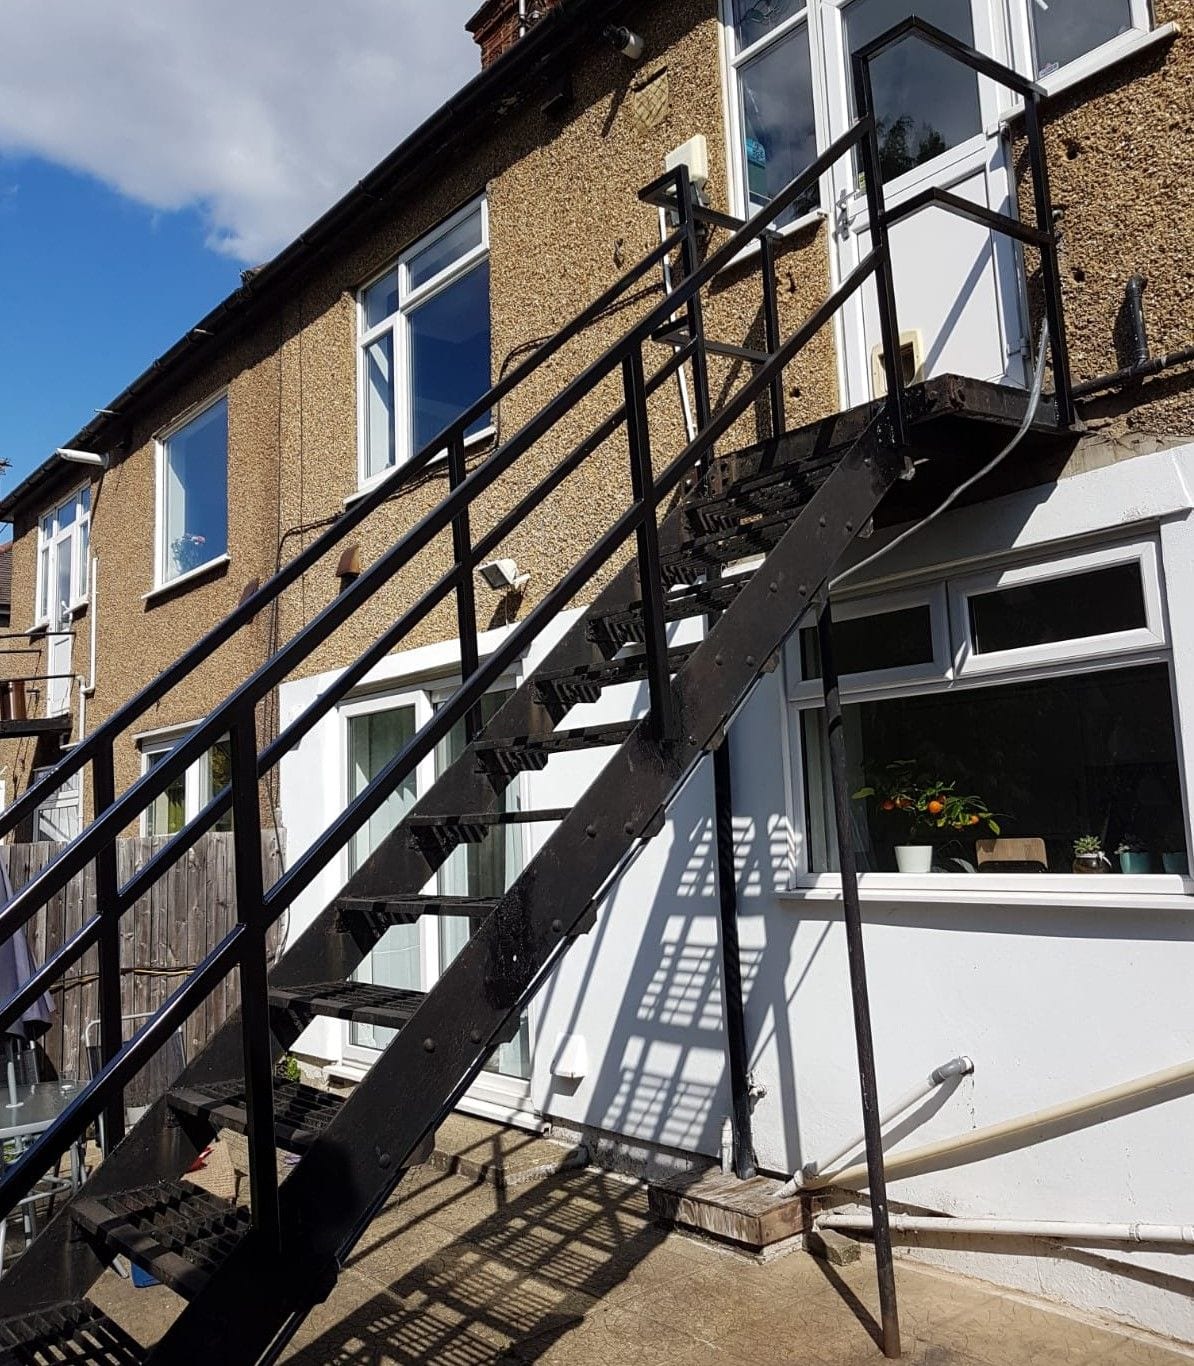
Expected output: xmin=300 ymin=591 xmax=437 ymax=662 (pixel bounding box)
xmin=895 ymin=845 xmax=934 ymax=873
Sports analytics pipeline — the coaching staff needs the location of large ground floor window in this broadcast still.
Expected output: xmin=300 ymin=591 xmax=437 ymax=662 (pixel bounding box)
xmin=790 ymin=535 xmax=1190 ymax=881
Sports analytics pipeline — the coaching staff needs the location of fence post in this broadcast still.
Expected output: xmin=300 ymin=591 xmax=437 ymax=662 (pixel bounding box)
xmin=448 ymin=435 xmax=482 ymax=741
xmin=228 ymin=704 xmax=280 ymax=1248
xmin=90 ymin=745 xmax=125 ymax=1151
xmin=623 ymin=346 xmax=676 ymax=741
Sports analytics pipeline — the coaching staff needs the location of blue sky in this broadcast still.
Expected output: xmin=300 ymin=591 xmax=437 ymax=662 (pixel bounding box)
xmin=0 ymin=156 xmax=242 ymax=486
xmin=0 ymin=0 xmax=479 ymax=512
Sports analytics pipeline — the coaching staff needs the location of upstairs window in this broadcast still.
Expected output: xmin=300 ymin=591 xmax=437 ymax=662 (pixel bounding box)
xmin=1026 ymin=0 xmax=1142 ymax=78
xmin=156 ymin=394 xmax=229 ymax=587
xmin=35 ymin=485 xmax=90 ymax=627
xmin=358 ymin=199 xmax=492 ymax=488
xmin=724 ymin=2 xmax=820 ymax=225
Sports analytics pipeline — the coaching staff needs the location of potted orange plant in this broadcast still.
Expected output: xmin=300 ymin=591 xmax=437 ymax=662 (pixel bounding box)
xmin=854 ymin=760 xmax=1001 ymax=873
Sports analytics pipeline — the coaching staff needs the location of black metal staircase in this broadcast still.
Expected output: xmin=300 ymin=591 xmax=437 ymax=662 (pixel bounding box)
xmin=0 ymin=23 xmax=1077 ymax=1364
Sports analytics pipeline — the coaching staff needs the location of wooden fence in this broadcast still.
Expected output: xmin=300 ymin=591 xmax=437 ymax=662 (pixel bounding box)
xmin=2 ymin=831 xmax=285 ymax=1083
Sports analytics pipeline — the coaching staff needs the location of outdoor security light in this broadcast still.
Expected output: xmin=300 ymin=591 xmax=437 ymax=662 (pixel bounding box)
xmin=603 ymin=24 xmax=645 ymax=60
xmin=478 ymin=558 xmax=530 ymax=592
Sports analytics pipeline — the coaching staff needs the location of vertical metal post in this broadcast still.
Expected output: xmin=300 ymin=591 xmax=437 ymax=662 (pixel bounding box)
xmin=91 ymin=746 xmax=125 ymax=1152
xmin=228 ymin=705 xmax=280 ymax=1249
xmin=623 ymin=346 xmax=676 ymax=741
xmin=674 ymin=164 xmax=713 ymax=436
xmin=817 ymin=600 xmax=900 ymax=1359
xmin=712 ymin=739 xmax=755 ymax=1179
xmin=1023 ymin=92 xmax=1075 ymax=429
xmin=448 ymin=436 xmax=482 ymax=741
xmin=852 ymin=59 xmax=907 ymax=447
xmin=760 ymin=230 xmax=785 ymax=439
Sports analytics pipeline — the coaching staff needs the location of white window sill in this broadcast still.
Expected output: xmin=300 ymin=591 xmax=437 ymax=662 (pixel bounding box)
xmin=142 ymin=554 xmax=231 ymax=603
xmin=346 ymin=427 xmax=496 ymax=508
xmin=716 ymin=207 xmax=828 ymax=275
xmin=781 ymin=872 xmax=1194 ymax=912
xmin=998 ymin=23 xmax=1180 ymax=123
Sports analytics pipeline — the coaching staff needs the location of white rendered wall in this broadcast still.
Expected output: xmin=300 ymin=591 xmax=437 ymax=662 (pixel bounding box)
xmin=279 ymin=444 xmax=1194 ymax=1342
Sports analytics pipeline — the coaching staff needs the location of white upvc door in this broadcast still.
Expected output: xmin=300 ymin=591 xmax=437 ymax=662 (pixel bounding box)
xmin=339 ymin=681 xmax=538 ymax=1122
xmin=821 ymin=0 xmax=1028 ymax=409
xmin=46 ymin=520 xmax=76 ymax=717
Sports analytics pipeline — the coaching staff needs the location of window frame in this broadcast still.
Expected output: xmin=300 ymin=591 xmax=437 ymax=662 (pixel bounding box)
xmin=719 ymin=1 xmax=1155 ymax=243
xmin=356 ymin=197 xmax=493 ymax=493
xmin=1005 ymin=0 xmax=1152 ymax=92
xmin=34 ymin=483 xmax=91 ymax=628
xmin=786 ymin=533 xmax=1190 ymax=894
xmin=138 ymin=725 xmax=233 ymax=837
xmin=718 ymin=1 xmax=829 ymax=235
xmin=153 ymin=391 xmax=230 ymax=592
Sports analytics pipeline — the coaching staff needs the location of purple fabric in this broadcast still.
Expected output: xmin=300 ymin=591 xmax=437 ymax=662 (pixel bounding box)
xmin=0 ymin=856 xmax=53 ymax=1040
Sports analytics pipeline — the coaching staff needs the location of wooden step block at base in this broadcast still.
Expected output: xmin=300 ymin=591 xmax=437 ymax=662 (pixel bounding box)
xmin=648 ymin=1167 xmax=810 ymax=1253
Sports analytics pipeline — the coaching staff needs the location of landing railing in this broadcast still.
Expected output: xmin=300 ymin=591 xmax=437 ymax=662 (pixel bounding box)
xmin=0 ymin=19 xmax=1072 ymax=1304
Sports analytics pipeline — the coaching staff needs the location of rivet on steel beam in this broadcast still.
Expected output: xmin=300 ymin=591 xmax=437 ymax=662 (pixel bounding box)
xmin=376 ymin=1147 xmax=392 ymax=1169
xmin=423 ymin=1038 xmax=436 ymax=1053
xmin=624 ymin=822 xmax=635 ymax=836
xmin=470 ymin=1029 xmax=483 ymax=1044
xmin=586 ymin=823 xmax=597 ymax=838
xmin=798 ymin=583 xmax=808 ymax=595
xmin=769 ymin=581 xmax=778 ymax=593
xmin=551 ymin=918 xmax=564 ymax=934
xmin=818 ymin=516 xmax=827 ymax=527
xmin=688 ymin=735 xmax=698 ymax=746
xmin=746 ymin=654 xmax=756 ymax=667
xmin=845 ymin=521 xmax=854 ymax=533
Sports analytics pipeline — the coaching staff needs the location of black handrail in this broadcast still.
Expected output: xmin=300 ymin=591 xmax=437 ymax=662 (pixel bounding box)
xmin=0 ymin=21 xmax=1076 ymax=1253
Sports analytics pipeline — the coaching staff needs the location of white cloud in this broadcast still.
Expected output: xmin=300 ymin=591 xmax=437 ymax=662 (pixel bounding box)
xmin=0 ymin=0 xmax=482 ymax=263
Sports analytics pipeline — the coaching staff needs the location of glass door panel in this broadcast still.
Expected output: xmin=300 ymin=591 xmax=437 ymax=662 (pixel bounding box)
xmin=348 ymin=703 xmax=419 ymax=1050
xmin=434 ymin=689 xmax=530 ymax=1081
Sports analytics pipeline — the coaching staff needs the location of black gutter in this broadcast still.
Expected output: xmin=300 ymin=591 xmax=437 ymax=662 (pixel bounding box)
xmin=1 ymin=0 xmax=632 ymax=522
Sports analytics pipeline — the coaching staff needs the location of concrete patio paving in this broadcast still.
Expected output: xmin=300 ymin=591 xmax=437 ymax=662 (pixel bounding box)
xmin=90 ymin=1158 xmax=1193 ymax=1365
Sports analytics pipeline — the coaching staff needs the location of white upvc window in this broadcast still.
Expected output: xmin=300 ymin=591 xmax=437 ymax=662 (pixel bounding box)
xmin=719 ymin=2 xmax=1153 ymax=226
xmin=721 ymin=2 xmax=824 ymax=229
xmin=35 ymin=484 xmax=91 ymax=627
xmin=789 ymin=534 xmax=1190 ymax=887
xmin=154 ymin=393 xmax=229 ymax=589
xmin=357 ymin=198 xmax=492 ymax=490
xmin=139 ymin=729 xmax=233 ymax=837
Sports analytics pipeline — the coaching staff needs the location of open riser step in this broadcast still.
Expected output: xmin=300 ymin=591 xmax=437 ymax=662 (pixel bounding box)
xmin=72 ymin=1183 xmax=250 ymax=1301
xmin=169 ymin=1078 xmax=345 ymax=1153
xmin=0 ymin=1301 xmax=146 ymax=1365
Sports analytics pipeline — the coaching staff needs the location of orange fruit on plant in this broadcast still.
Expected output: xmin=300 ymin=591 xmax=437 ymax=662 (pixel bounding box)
xmin=881 ymin=799 xmax=895 ymax=811
xmin=927 ymin=799 xmax=944 ymax=815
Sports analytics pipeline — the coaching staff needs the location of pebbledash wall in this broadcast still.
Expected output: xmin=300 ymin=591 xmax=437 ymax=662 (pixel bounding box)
xmin=0 ymin=0 xmax=836 ymax=823
xmin=280 ymin=438 xmax=1194 ymax=1344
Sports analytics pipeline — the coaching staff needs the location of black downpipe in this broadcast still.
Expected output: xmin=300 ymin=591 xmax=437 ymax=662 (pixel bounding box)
xmin=1073 ymin=274 xmax=1194 ymax=398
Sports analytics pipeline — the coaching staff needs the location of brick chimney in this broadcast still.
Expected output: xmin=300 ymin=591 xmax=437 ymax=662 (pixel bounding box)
xmin=466 ymin=0 xmax=559 ymax=69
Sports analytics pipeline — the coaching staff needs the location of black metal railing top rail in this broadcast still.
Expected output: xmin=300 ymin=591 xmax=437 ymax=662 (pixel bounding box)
xmin=0 ymin=20 xmax=1073 ymax=1241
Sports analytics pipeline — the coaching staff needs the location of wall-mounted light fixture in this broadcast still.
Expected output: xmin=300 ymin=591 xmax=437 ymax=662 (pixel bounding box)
xmin=603 ymin=24 xmax=645 ymax=60
xmin=478 ymin=558 xmax=530 ymax=592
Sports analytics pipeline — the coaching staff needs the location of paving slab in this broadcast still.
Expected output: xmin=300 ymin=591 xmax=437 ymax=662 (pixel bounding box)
xmin=429 ymin=1114 xmax=588 ymax=1187
xmin=75 ymin=1161 xmax=1194 ymax=1365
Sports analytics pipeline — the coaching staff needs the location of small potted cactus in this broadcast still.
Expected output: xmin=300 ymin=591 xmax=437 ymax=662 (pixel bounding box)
xmin=1072 ymin=834 xmax=1110 ymax=874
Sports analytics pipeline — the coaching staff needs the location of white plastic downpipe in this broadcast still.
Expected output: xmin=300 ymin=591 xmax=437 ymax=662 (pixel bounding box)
xmin=778 ymin=1056 xmax=973 ymax=1198
xmin=817 ymin=1212 xmax=1194 ymax=1247
xmin=805 ymin=1056 xmax=1194 ymax=1193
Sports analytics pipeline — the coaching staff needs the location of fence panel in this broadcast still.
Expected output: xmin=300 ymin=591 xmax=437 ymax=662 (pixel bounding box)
xmin=1 ymin=830 xmax=285 ymax=1080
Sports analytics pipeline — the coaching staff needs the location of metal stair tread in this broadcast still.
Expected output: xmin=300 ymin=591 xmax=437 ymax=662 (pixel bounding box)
xmin=71 ymin=1181 xmax=250 ymax=1301
xmin=336 ymin=894 xmax=500 ymax=926
xmin=587 ymin=579 xmax=746 ymax=645
xmin=532 ymin=644 xmax=696 ymax=691
xmin=168 ymin=1078 xmax=345 ymax=1153
xmin=0 ymin=1300 xmax=146 ymax=1365
xmin=406 ymin=808 xmax=571 ymax=827
xmin=268 ymin=980 xmax=427 ymax=1031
